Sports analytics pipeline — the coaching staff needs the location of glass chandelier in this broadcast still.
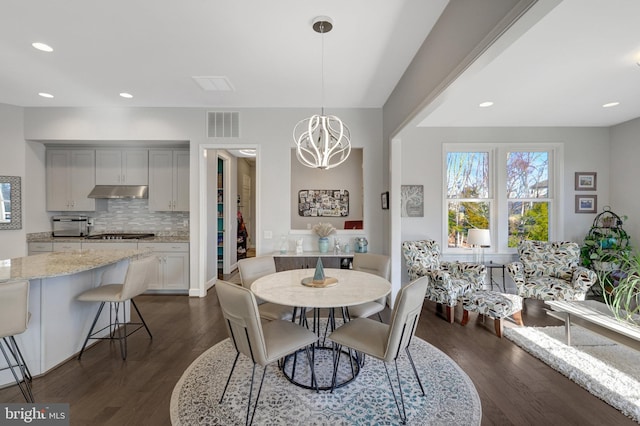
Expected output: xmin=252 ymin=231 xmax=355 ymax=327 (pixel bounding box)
xmin=293 ymin=17 xmax=351 ymax=170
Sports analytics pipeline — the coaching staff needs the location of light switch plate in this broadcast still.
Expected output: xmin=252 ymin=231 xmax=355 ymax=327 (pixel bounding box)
xmin=264 ymin=230 xmax=273 ymax=239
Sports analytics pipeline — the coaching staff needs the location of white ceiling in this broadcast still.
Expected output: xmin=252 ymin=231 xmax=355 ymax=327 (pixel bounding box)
xmin=0 ymin=0 xmax=447 ymax=109
xmin=418 ymin=0 xmax=640 ymax=128
xmin=2 ymin=0 xmax=639 ymax=129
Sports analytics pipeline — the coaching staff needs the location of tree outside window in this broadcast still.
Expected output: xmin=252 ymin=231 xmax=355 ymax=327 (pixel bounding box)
xmin=506 ymin=151 xmax=550 ymax=246
xmin=446 ymin=152 xmax=490 ymax=248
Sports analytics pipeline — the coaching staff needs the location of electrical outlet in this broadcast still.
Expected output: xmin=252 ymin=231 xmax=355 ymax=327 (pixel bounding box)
xmin=264 ymin=230 xmax=273 ymax=239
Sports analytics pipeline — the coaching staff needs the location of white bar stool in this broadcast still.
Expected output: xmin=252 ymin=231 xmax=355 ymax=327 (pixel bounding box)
xmin=0 ymin=280 xmax=34 ymax=402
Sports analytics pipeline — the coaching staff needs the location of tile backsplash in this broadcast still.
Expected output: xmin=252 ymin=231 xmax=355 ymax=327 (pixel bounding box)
xmin=88 ymin=199 xmax=189 ymax=234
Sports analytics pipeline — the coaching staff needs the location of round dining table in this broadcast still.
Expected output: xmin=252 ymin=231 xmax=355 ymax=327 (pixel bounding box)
xmin=251 ymin=267 xmax=391 ymax=390
xmin=251 ymin=268 xmax=391 ymax=309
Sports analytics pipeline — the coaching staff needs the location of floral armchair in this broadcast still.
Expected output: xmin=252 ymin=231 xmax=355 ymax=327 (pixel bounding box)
xmin=507 ymin=240 xmax=597 ymax=301
xmin=402 ymin=240 xmax=487 ymax=323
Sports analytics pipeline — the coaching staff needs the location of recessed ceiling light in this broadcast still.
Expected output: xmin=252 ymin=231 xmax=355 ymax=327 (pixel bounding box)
xmin=119 ymin=92 xmax=133 ymax=99
xmin=32 ymin=42 xmax=53 ymax=52
xmin=38 ymin=92 xmax=54 ymax=98
xmin=239 ymin=149 xmax=256 ymax=157
xmin=479 ymin=101 xmax=494 ymax=108
xmin=602 ymin=102 xmax=619 ymax=108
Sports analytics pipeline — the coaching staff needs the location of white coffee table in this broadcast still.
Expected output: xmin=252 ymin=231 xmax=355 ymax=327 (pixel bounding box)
xmin=545 ymin=300 xmax=640 ymax=350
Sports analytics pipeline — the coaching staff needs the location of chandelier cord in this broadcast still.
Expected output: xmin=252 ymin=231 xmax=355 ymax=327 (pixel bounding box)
xmin=320 ymin=22 xmax=325 ymax=116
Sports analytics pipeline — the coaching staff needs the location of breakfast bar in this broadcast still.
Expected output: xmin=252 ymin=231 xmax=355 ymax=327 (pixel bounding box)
xmin=0 ymin=249 xmax=152 ymax=387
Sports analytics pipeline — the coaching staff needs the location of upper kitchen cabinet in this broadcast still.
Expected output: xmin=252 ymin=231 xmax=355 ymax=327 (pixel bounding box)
xmin=46 ymin=149 xmax=96 ymax=211
xmin=148 ymin=149 xmax=189 ymax=211
xmin=95 ymin=149 xmax=148 ymax=185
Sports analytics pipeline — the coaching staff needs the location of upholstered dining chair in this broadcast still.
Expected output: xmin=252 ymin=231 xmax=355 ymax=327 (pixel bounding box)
xmin=329 ymin=276 xmax=428 ymax=424
xmin=238 ymin=256 xmax=294 ymax=321
xmin=347 ymin=253 xmax=391 ymax=321
xmin=402 ymin=239 xmax=486 ymax=323
xmin=0 ymin=280 xmax=34 ymax=402
xmin=216 ymin=280 xmax=318 ymax=426
xmin=77 ymin=255 xmax=156 ymax=360
xmin=507 ymin=240 xmax=597 ymax=301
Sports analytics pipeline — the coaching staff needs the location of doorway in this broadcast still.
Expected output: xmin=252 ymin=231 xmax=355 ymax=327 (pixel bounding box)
xmin=200 ymin=145 xmax=259 ymax=289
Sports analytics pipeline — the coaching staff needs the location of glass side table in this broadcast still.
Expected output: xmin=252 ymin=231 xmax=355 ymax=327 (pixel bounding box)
xmin=484 ymin=261 xmax=506 ymax=292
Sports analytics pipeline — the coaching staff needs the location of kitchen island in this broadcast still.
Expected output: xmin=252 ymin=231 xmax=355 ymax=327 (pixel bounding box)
xmin=0 ymin=249 xmax=152 ymax=387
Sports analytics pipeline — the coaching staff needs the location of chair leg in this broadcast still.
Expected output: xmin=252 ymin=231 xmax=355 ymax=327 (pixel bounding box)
xmin=461 ymin=310 xmax=470 ymax=326
xmin=383 ymin=359 xmax=407 ymax=424
xmin=78 ymin=302 xmax=106 ymax=360
xmin=219 ymin=352 xmax=240 ymax=403
xmin=445 ymin=305 xmax=455 ymax=324
xmin=512 ymin=310 xmax=524 ymax=326
xmin=0 ymin=337 xmax=34 ymax=403
xmin=494 ymin=318 xmax=504 ymax=338
xmin=247 ymin=363 xmax=268 ymax=426
xmin=131 ymin=299 xmax=153 ymax=338
xmin=405 ymin=347 xmax=425 ymax=396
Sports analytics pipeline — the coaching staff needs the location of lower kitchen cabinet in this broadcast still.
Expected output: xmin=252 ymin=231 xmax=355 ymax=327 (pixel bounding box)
xmin=138 ymin=242 xmax=189 ymax=292
xmin=28 ymin=242 xmax=53 ymax=255
xmin=52 ymin=242 xmax=82 ymax=252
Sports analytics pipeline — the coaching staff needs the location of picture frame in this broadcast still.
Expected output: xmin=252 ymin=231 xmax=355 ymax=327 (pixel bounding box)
xmin=575 ymin=194 xmax=597 ymax=213
xmin=401 ymin=185 xmax=424 ymax=217
xmin=575 ymin=172 xmax=597 ymax=191
xmin=381 ymin=191 xmax=389 ymax=210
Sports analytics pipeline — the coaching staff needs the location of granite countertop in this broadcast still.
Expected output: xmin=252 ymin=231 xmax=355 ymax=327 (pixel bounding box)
xmin=27 ymin=233 xmax=189 ymax=243
xmin=0 ymin=249 xmax=152 ymax=283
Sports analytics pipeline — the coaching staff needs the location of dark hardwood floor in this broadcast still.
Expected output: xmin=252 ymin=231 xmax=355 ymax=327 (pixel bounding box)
xmin=0 ymin=291 xmax=634 ymax=425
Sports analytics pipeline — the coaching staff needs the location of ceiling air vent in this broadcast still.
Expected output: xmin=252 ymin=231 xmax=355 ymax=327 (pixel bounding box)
xmin=207 ymin=111 xmax=240 ymax=138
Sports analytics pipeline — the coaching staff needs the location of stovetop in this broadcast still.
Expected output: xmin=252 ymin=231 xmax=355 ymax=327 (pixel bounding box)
xmin=85 ymin=233 xmax=155 ymax=240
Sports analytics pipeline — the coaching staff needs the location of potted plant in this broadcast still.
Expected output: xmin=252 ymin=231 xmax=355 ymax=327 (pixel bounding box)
xmin=602 ymin=254 xmax=640 ymax=326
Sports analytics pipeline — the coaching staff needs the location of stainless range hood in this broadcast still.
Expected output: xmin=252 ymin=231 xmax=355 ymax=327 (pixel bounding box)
xmin=87 ymin=185 xmax=148 ymax=199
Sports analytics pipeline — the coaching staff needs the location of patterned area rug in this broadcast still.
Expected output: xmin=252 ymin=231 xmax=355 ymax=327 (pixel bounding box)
xmin=170 ymin=336 xmax=482 ymax=425
xmin=504 ymin=325 xmax=640 ymax=422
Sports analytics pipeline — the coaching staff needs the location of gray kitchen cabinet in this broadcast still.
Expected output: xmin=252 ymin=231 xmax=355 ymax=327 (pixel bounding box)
xmin=95 ymin=149 xmax=148 ymax=185
xmin=28 ymin=242 xmax=53 ymax=255
xmin=52 ymin=241 xmax=82 ymax=252
xmin=46 ymin=149 xmax=96 ymax=211
xmin=138 ymin=242 xmax=189 ymax=291
xmin=81 ymin=242 xmax=138 ymax=250
xmin=148 ymin=149 xmax=189 ymax=211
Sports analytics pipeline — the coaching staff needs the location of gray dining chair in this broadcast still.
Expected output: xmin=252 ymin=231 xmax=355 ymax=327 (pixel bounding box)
xmin=329 ymin=276 xmax=428 ymax=424
xmin=77 ymin=255 xmax=156 ymax=360
xmin=238 ymin=256 xmax=294 ymax=321
xmin=347 ymin=253 xmax=391 ymax=322
xmin=216 ymin=280 xmax=318 ymax=426
xmin=0 ymin=280 xmax=34 ymax=402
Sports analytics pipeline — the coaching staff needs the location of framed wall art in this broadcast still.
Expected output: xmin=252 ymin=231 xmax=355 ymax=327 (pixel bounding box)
xmin=575 ymin=172 xmax=597 ymax=191
xmin=575 ymin=194 xmax=597 ymax=213
xmin=298 ymin=189 xmax=349 ymax=217
xmin=401 ymin=185 xmax=424 ymax=217
xmin=381 ymin=191 xmax=389 ymax=210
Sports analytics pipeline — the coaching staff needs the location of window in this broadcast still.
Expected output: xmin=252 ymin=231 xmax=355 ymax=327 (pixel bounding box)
xmin=506 ymin=151 xmax=550 ymax=247
xmin=446 ymin=151 xmax=490 ymax=248
xmin=444 ymin=144 xmax=558 ymax=252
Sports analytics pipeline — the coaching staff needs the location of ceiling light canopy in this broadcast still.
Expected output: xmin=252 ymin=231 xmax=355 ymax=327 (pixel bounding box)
xmin=38 ymin=92 xmax=54 ymax=98
xmin=479 ymin=101 xmax=494 ymax=108
xmin=119 ymin=92 xmax=133 ymax=99
xmin=293 ymin=16 xmax=351 ymax=170
xmin=602 ymin=102 xmax=619 ymax=108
